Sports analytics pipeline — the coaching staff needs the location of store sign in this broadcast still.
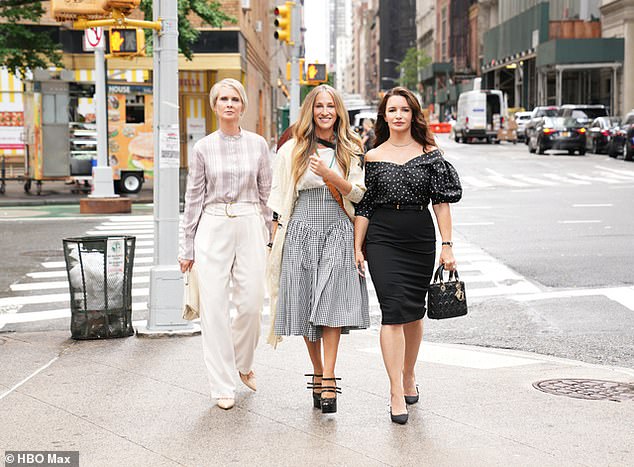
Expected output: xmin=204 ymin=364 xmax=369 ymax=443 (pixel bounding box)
xmin=108 ymin=84 xmax=152 ymax=95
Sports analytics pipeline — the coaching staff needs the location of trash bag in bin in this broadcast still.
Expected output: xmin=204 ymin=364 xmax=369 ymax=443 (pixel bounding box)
xmin=63 ymin=236 xmax=136 ymax=339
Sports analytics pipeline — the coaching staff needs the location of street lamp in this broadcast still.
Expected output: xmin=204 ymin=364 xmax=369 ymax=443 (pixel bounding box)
xmin=383 ymin=57 xmax=404 ymax=86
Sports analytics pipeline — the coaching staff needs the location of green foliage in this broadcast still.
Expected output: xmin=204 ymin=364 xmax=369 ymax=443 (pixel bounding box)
xmin=0 ymin=1 xmax=63 ymax=77
xmin=139 ymin=0 xmax=236 ymax=60
xmin=397 ymin=47 xmax=431 ymax=90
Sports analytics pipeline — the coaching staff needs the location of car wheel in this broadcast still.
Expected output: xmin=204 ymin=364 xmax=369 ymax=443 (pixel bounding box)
xmin=568 ymin=149 xmax=575 ymax=155
xmin=579 ymin=148 xmax=586 ymax=156
xmin=528 ymin=138 xmax=536 ymax=153
xmin=537 ymin=138 xmax=545 ymax=155
xmin=625 ymin=142 xmax=634 ymax=161
xmin=119 ymin=172 xmax=143 ymax=194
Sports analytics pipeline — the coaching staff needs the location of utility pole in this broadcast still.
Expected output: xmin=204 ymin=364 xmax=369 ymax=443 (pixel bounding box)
xmin=91 ymin=36 xmax=116 ymax=198
xmin=142 ymin=0 xmax=195 ymax=334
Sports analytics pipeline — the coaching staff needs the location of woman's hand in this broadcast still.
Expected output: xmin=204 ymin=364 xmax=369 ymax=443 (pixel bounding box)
xmin=354 ymin=250 xmax=365 ymax=277
xmin=439 ymin=245 xmax=456 ymax=271
xmin=309 ymin=154 xmax=333 ymax=181
xmin=179 ymin=258 xmax=194 ymax=273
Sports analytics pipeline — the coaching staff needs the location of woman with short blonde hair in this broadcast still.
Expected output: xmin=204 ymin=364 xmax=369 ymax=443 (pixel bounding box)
xmin=268 ymin=85 xmax=370 ymax=414
xmin=180 ymin=78 xmax=271 ymax=410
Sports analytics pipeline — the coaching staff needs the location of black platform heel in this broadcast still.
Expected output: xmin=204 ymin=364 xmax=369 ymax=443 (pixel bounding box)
xmin=320 ymin=377 xmax=341 ymax=414
xmin=305 ymin=374 xmax=323 ymax=409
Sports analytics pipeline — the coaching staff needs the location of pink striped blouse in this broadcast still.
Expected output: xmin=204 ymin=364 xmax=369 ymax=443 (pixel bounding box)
xmin=180 ymin=129 xmax=272 ymax=260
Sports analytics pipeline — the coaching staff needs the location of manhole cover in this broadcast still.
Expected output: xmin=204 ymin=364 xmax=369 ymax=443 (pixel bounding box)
xmin=533 ymin=379 xmax=634 ymax=402
xmin=21 ymin=249 xmax=64 ymax=258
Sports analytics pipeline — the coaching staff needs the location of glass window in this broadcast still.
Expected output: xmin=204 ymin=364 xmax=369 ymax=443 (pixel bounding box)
xmin=125 ymin=95 xmax=145 ymax=124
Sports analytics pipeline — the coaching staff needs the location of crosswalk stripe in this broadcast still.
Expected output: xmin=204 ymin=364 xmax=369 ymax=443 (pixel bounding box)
xmin=28 ymin=265 xmax=153 ymax=279
xmin=596 ymin=171 xmax=634 ymax=181
xmin=10 ymin=276 xmax=150 ymax=292
xmin=511 ymin=174 xmax=558 ymax=186
xmin=41 ymin=256 xmax=154 ymax=269
xmin=0 ymin=288 xmax=150 ymax=308
xmin=85 ymin=231 xmax=155 ymax=238
xmin=594 ymin=165 xmax=634 ymax=177
xmin=487 ymin=174 xmax=530 ymax=187
xmin=568 ymin=173 xmax=619 ymax=184
xmin=461 ymin=176 xmax=493 ymax=188
xmin=543 ymin=173 xmax=590 ymax=185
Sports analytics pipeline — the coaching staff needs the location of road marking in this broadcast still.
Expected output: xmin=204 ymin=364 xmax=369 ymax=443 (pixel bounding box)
xmin=460 ymin=176 xmax=493 ymax=188
xmin=362 ymin=342 xmax=540 ymax=369
xmin=572 ymin=204 xmax=613 ymax=208
xmin=10 ymin=275 xmax=150 ymax=292
xmin=511 ymin=287 xmax=634 ymax=312
xmin=454 ymin=222 xmax=495 ymax=226
xmin=27 ymin=265 xmax=153 ymax=279
xmin=41 ymin=256 xmax=154 ymax=269
xmin=511 ymin=174 xmax=558 ymax=186
xmin=557 ymin=220 xmax=601 ymax=224
xmin=0 ymin=288 xmax=150 ymax=308
xmin=453 ymin=206 xmax=492 ymax=210
xmin=85 ymin=231 xmax=154 ymax=238
xmin=487 ymin=174 xmax=531 ymax=187
xmin=543 ymin=173 xmax=591 ymax=185
xmin=595 ymin=165 xmax=634 ymax=177
xmin=597 ymin=171 xmax=634 ymax=181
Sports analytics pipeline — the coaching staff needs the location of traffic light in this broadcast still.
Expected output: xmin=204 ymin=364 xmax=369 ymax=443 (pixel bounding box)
xmin=274 ymin=2 xmax=293 ymax=44
xmin=109 ymin=28 xmax=145 ymax=56
xmin=50 ymin=0 xmax=140 ymax=21
xmin=306 ymin=63 xmax=327 ymax=84
xmin=50 ymin=0 xmax=109 ymax=20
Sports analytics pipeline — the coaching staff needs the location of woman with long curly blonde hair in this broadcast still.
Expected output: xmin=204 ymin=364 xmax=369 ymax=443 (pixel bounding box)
xmin=267 ymin=85 xmax=370 ymax=414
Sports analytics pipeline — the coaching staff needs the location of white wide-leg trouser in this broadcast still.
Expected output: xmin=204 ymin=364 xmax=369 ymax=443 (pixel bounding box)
xmin=194 ymin=203 xmax=267 ymax=399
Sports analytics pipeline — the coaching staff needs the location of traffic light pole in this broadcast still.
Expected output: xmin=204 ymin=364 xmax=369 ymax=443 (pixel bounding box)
xmin=90 ymin=43 xmax=116 ymax=198
xmin=140 ymin=0 xmax=195 ymax=334
xmin=289 ymin=4 xmax=302 ymax=123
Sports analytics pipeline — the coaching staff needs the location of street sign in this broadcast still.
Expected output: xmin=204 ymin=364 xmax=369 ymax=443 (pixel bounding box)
xmin=83 ymin=27 xmax=105 ymax=51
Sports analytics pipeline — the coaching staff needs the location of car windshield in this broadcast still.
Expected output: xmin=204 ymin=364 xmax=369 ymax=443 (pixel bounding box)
xmin=536 ymin=108 xmax=558 ymax=117
xmin=571 ymin=108 xmax=608 ymax=120
xmin=544 ymin=117 xmax=580 ymax=128
xmin=516 ymin=114 xmax=531 ymax=121
xmin=607 ymin=117 xmax=621 ymax=126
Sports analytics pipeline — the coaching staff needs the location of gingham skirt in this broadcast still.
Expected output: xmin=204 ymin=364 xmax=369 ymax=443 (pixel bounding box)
xmin=275 ymin=186 xmax=370 ymax=341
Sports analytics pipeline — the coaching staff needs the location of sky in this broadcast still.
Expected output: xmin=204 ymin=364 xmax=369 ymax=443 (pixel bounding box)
xmin=303 ymin=1 xmax=329 ymax=64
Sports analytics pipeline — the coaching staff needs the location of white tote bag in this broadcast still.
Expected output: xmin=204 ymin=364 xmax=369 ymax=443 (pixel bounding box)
xmin=182 ymin=264 xmax=200 ymax=320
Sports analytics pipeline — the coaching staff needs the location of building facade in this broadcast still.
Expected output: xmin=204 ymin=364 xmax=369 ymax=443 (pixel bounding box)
xmin=378 ymin=0 xmax=417 ymax=91
xmin=0 ymin=1 xmax=275 ymax=177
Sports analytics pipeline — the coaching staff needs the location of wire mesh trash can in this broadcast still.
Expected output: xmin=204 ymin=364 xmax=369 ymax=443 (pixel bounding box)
xmin=63 ymin=236 xmax=136 ymax=339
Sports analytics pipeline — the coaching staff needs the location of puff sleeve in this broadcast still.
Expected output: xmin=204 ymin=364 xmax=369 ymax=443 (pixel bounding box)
xmin=354 ymin=163 xmax=378 ymax=218
xmin=430 ymin=158 xmax=462 ymax=205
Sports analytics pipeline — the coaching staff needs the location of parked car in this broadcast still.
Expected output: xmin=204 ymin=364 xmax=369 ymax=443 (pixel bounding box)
xmin=621 ymin=110 xmax=634 ymax=161
xmin=559 ymin=104 xmax=608 ymax=127
xmin=527 ymin=117 xmax=587 ymax=155
xmin=524 ymin=106 xmax=559 ymax=144
xmin=514 ymin=111 xmax=532 ymax=142
xmin=454 ymin=89 xmax=507 ymax=143
xmin=586 ymin=117 xmax=623 ymax=155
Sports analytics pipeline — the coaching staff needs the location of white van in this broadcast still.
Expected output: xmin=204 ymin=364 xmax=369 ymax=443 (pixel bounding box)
xmin=454 ymin=89 xmax=507 ymax=143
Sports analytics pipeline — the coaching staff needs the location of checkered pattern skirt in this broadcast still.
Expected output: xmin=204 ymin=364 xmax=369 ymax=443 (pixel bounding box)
xmin=275 ymin=186 xmax=370 ymax=341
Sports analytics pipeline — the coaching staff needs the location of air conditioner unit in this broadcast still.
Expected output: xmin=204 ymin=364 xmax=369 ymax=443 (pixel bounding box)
xmin=242 ymin=0 xmax=251 ymax=10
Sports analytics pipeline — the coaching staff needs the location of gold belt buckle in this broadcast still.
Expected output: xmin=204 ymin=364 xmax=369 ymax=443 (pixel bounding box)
xmin=225 ymin=202 xmax=237 ymax=218
xmin=396 ymin=204 xmax=400 ymax=210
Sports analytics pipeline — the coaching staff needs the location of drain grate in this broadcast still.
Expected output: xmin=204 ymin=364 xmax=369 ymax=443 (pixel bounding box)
xmin=533 ymin=379 xmax=634 ymax=402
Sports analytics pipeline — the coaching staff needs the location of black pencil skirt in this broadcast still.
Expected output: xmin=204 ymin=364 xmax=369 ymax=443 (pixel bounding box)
xmin=366 ymin=207 xmax=436 ymax=325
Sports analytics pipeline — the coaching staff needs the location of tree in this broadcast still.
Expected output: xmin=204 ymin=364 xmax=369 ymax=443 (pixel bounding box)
xmin=139 ymin=0 xmax=236 ymax=60
xmin=0 ymin=0 xmax=236 ymax=77
xmin=0 ymin=1 xmax=63 ymax=77
xmin=397 ymin=47 xmax=431 ymax=91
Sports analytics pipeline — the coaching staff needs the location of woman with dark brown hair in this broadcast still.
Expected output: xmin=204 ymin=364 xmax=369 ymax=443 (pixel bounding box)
xmin=354 ymin=87 xmax=462 ymax=424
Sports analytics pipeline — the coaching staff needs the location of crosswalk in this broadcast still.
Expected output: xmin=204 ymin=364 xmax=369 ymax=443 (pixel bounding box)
xmin=0 ymin=215 xmax=542 ymax=331
xmin=460 ymin=165 xmax=634 ymax=189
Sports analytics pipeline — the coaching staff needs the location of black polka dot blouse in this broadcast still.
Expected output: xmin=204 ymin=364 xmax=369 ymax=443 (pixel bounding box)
xmin=355 ymin=149 xmax=462 ymax=218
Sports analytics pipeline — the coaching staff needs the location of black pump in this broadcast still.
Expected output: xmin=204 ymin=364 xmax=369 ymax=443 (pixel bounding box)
xmin=305 ymin=373 xmax=322 ymax=409
xmin=320 ymin=377 xmax=341 ymax=414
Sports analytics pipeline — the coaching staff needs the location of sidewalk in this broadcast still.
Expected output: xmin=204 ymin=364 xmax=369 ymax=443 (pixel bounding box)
xmin=0 ymin=177 xmax=154 ymax=207
xmin=1 ymin=326 xmax=633 ymax=466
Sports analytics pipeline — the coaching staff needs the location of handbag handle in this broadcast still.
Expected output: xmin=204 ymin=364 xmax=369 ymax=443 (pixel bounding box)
xmin=433 ymin=263 xmax=460 ymax=283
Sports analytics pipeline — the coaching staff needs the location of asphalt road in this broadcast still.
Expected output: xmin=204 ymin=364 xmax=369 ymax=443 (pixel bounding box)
xmin=425 ymin=135 xmax=634 ymax=367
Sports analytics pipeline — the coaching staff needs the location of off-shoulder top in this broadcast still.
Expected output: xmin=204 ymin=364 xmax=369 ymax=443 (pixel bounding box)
xmin=355 ymin=149 xmax=462 ymax=218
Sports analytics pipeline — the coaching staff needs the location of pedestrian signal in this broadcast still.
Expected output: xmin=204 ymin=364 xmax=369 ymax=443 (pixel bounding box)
xmin=274 ymin=2 xmax=293 ymax=44
xmin=109 ymin=28 xmax=145 ymax=56
xmin=306 ymin=63 xmax=327 ymax=83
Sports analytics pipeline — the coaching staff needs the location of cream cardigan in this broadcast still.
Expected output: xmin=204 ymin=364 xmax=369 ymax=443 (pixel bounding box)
xmin=266 ymin=138 xmax=366 ymax=346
